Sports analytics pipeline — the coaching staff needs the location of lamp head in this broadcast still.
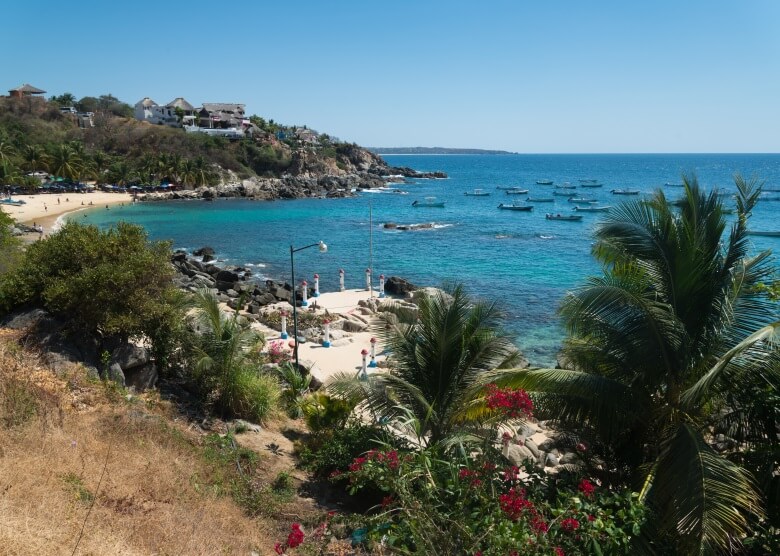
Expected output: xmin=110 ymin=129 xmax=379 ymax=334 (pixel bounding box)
xmin=318 ymin=241 xmax=328 ymax=253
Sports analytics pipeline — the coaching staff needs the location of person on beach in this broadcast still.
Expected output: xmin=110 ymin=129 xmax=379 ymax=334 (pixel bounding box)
xmin=44 ymin=204 xmax=47 ymax=212
xmin=57 ymin=198 xmax=60 ymax=205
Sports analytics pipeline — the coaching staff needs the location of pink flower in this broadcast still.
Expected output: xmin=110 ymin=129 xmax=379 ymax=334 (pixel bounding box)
xmin=554 ymin=547 xmax=565 ymax=556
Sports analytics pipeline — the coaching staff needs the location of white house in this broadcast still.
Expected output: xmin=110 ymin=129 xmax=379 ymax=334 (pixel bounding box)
xmin=133 ymin=97 xmax=179 ymax=127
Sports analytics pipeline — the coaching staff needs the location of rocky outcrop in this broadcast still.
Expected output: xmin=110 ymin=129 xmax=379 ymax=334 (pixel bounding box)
xmin=384 ymin=276 xmax=417 ymax=296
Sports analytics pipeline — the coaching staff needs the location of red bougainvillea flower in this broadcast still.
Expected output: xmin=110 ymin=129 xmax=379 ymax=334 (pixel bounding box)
xmin=575 ymin=442 xmax=587 ymax=453
xmin=554 ymin=547 xmax=565 ymax=556
xmin=501 ymin=431 xmax=513 ymax=445
xmin=287 ymin=523 xmax=305 ymax=548
xmin=274 ymin=542 xmax=285 ymax=554
xmin=578 ymin=478 xmax=596 ymax=497
xmin=588 ymin=514 xmax=596 ymax=522
xmin=561 ymin=517 xmax=580 ymax=532
xmin=485 ymin=384 xmax=534 ymax=418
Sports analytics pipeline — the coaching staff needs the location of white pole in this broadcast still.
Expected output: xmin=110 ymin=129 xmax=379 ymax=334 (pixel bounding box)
xmin=379 ymin=274 xmax=385 ymax=298
xmin=366 ymin=268 xmax=372 ymax=293
xmin=313 ymin=273 xmax=320 ymax=297
xmin=339 ymin=269 xmax=345 ymax=292
xmin=280 ymin=311 xmax=288 ymax=339
xmin=301 ymin=280 xmax=308 ymax=307
xmin=322 ymin=319 xmax=331 ymax=347
xmin=360 ymin=348 xmax=369 ymax=379
xmin=369 ymin=337 xmax=377 ymax=367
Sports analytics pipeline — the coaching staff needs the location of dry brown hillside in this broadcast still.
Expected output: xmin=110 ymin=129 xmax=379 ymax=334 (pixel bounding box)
xmin=0 ymin=329 xmax=344 ymax=556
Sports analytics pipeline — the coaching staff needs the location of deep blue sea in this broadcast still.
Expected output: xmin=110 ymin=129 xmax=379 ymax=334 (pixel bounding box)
xmin=76 ymin=154 xmax=780 ymax=365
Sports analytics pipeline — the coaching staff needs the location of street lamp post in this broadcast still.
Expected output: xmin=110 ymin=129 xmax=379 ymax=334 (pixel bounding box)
xmin=290 ymin=241 xmax=327 ymax=370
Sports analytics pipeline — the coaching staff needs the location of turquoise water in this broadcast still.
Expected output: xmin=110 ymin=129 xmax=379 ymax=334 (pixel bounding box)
xmin=77 ymin=154 xmax=780 ymax=365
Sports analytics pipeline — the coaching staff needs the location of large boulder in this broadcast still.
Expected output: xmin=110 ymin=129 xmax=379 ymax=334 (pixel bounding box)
xmin=111 ymin=343 xmax=151 ymax=371
xmin=215 ymin=269 xmax=240 ymax=283
xmin=125 ymin=363 xmax=158 ymax=391
xmin=1 ymin=308 xmax=50 ymax=330
xmin=107 ymin=363 xmax=126 ymax=387
xmin=384 ymin=276 xmax=416 ymax=296
xmin=193 ymin=246 xmax=215 ymax=258
xmin=505 ymin=444 xmax=535 ymax=466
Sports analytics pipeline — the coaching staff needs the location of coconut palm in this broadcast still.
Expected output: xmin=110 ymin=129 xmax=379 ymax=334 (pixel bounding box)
xmin=327 ymin=285 xmax=523 ymax=447
xmin=49 ymin=144 xmax=83 ymax=181
xmin=106 ymin=161 xmax=136 ymax=187
xmin=21 ymin=144 xmax=49 ymax=173
xmin=0 ymin=137 xmax=16 ymax=167
xmin=503 ymin=176 xmax=779 ymax=553
xmin=90 ymin=151 xmax=113 ymax=183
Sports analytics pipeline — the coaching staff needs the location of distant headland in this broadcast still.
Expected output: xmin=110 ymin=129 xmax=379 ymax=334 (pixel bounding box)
xmin=370 ymin=147 xmax=517 ymax=155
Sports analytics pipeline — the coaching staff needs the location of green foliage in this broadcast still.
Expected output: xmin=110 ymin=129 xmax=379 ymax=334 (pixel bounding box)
xmin=0 ymin=375 xmax=38 ymax=428
xmin=339 ymin=447 xmax=644 ymax=555
xmin=0 ymin=211 xmax=22 ymax=275
xmin=298 ymin=421 xmax=391 ymax=479
xmin=276 ymin=362 xmax=312 ymax=418
xmin=188 ymin=290 xmax=280 ymax=422
xmin=62 ymin=472 xmax=95 ymax=504
xmin=508 ymin=176 xmax=780 ymax=553
xmin=300 ymin=392 xmax=356 ymax=433
xmin=0 ymin=221 xmax=178 ymax=344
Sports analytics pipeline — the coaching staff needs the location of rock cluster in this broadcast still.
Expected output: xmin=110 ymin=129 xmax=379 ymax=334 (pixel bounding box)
xmin=501 ymin=420 xmax=589 ymax=474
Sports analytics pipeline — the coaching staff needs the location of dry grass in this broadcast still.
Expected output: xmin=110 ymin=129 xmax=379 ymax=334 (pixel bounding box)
xmin=0 ymin=332 xmax=287 ymax=555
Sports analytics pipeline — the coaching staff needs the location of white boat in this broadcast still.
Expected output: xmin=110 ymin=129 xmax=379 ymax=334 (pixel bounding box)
xmin=611 ymin=189 xmax=641 ymax=195
xmin=505 ymin=189 xmax=530 ymax=195
xmin=497 ymin=203 xmax=533 ymax=211
xmin=573 ymin=205 xmax=611 ymax=212
xmin=412 ymin=197 xmax=446 ymax=208
xmin=580 ymin=182 xmax=603 ymax=188
xmin=526 ymin=197 xmax=555 ymax=203
xmin=555 ymin=183 xmax=576 ymax=189
xmin=0 ymin=197 xmax=25 ymax=206
xmin=553 ymin=190 xmax=576 ymax=197
xmin=579 ymin=179 xmax=601 ymax=184
xmin=546 ymin=213 xmax=583 ymax=221
xmin=568 ymin=197 xmax=598 ymax=203
xmin=464 ymin=189 xmax=491 ymax=197
xmin=536 ymin=180 xmax=554 ymax=185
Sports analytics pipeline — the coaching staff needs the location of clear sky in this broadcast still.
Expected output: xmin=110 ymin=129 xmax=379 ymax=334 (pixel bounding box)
xmin=2 ymin=0 xmax=778 ymax=153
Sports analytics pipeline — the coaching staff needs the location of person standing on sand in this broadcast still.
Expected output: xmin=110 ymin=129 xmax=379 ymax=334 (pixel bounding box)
xmin=57 ymin=198 xmax=60 ymax=205
xmin=44 ymin=204 xmax=47 ymax=212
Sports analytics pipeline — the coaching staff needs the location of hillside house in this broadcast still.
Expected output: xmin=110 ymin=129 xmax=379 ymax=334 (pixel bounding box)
xmin=134 ymin=97 xmax=179 ymax=127
xmin=7 ymin=83 xmax=46 ymax=98
xmin=165 ymin=97 xmax=197 ymax=126
xmin=198 ymin=103 xmax=248 ymax=129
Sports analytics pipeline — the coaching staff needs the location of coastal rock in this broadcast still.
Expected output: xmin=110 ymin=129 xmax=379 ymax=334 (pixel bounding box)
xmin=524 ymin=439 xmax=540 ymax=458
xmin=1 ymin=308 xmax=50 ymax=330
xmin=107 ymin=363 xmax=126 ymax=387
xmin=545 ymin=453 xmax=560 ymax=467
xmin=558 ymin=452 xmax=579 ymax=465
xmin=111 ymin=344 xmax=150 ymax=371
xmin=341 ymin=318 xmax=368 ymax=333
xmin=216 ymin=269 xmax=240 ymax=283
xmin=125 ymin=363 xmax=158 ymax=391
xmin=385 ymin=276 xmax=417 ymax=296
xmin=505 ymin=444 xmax=535 ymax=466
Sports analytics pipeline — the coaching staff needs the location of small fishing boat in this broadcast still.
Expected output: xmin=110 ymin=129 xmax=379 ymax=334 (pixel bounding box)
xmin=611 ymin=189 xmax=641 ymax=195
xmin=536 ymin=180 xmax=554 ymax=185
xmin=464 ymin=189 xmax=491 ymax=197
xmin=497 ymin=185 xmax=522 ymax=190
xmin=664 ymin=182 xmax=684 ymax=187
xmin=505 ymin=189 xmax=530 ymax=195
xmin=553 ymin=190 xmax=576 ymax=197
xmin=497 ymin=203 xmax=533 ymax=211
xmin=747 ymin=230 xmax=780 ymax=237
xmin=568 ymin=197 xmax=597 ymax=203
xmin=579 ymin=179 xmax=601 ymax=184
xmin=546 ymin=213 xmax=583 ymax=221
xmin=412 ymin=197 xmax=446 ymax=208
xmin=0 ymin=198 xmax=25 ymax=206
xmin=580 ymin=182 xmax=604 ymax=188
xmin=555 ymin=183 xmax=576 ymax=189
xmin=573 ymin=205 xmax=611 ymax=212
xmin=526 ymin=197 xmax=555 ymax=203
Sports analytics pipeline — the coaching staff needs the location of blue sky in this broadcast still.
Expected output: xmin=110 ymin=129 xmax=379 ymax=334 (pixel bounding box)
xmin=2 ymin=0 xmax=778 ymax=152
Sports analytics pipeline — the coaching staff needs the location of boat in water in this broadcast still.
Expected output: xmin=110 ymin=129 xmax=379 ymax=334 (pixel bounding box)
xmin=497 ymin=185 xmax=522 ymax=190
xmin=747 ymin=230 xmax=780 ymax=237
xmin=568 ymin=197 xmax=598 ymax=203
xmin=573 ymin=205 xmax=611 ymax=212
xmin=664 ymin=182 xmax=684 ymax=187
xmin=546 ymin=213 xmax=583 ymax=221
xmin=579 ymin=179 xmax=601 ymax=185
xmin=555 ymin=183 xmax=576 ymax=189
xmin=536 ymin=180 xmax=554 ymax=185
xmin=553 ymin=190 xmax=576 ymax=197
xmin=505 ymin=189 xmax=530 ymax=195
xmin=412 ymin=197 xmax=446 ymax=208
xmin=611 ymin=189 xmax=641 ymax=195
xmin=498 ymin=203 xmax=533 ymax=211
xmin=526 ymin=197 xmax=555 ymax=203
xmin=580 ymin=182 xmax=604 ymax=188
xmin=464 ymin=189 xmax=491 ymax=197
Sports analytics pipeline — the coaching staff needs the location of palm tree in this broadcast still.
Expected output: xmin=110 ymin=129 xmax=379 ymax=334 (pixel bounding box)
xmin=21 ymin=144 xmax=49 ymax=173
xmin=49 ymin=144 xmax=83 ymax=181
xmin=0 ymin=137 xmax=16 ymax=167
xmin=189 ymin=290 xmax=270 ymax=419
xmin=328 ymin=285 xmax=522 ymax=447
xmin=504 ymin=176 xmax=779 ymax=553
xmin=107 ymin=161 xmax=135 ymax=187
xmin=191 ymin=156 xmax=215 ymax=187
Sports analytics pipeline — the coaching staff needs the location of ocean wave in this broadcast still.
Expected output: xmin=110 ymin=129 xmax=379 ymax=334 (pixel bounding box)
xmin=245 ymin=262 xmax=267 ymax=268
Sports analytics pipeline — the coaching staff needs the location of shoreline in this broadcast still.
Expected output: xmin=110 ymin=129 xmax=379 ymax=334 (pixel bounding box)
xmin=1 ymin=192 xmax=134 ymax=235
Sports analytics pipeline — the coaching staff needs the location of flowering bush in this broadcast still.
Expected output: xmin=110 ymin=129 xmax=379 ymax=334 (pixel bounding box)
xmin=339 ymin=447 xmax=644 ymax=555
xmin=485 ymin=383 xmax=534 ymax=419
xmin=266 ymin=340 xmax=291 ymax=364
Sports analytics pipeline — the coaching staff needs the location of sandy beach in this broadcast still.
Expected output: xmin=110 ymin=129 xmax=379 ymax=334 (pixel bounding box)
xmin=1 ymin=191 xmax=134 ymax=233
xmin=250 ymin=288 xmax=395 ymax=383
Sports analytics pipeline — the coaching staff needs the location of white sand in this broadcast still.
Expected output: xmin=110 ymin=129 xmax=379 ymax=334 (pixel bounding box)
xmin=1 ymin=192 xmax=134 ymax=233
xmin=253 ymin=288 xmax=394 ymax=383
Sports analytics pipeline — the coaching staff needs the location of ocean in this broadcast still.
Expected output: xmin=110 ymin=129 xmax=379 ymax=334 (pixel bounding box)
xmin=76 ymin=154 xmax=780 ymax=366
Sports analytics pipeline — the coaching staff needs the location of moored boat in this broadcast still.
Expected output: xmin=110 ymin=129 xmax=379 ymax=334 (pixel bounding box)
xmin=505 ymin=189 xmax=529 ymax=195
xmin=580 ymin=182 xmax=603 ymax=188
xmin=497 ymin=203 xmax=533 ymax=211
xmin=611 ymin=189 xmax=641 ymax=195
xmin=555 ymin=183 xmax=576 ymax=189
xmin=464 ymin=189 xmax=491 ymax=197
xmin=568 ymin=197 xmax=597 ymax=203
xmin=546 ymin=213 xmax=583 ymax=221
xmin=579 ymin=179 xmax=601 ymax=184
xmin=0 ymin=197 xmax=25 ymax=206
xmin=573 ymin=205 xmax=611 ymax=212
xmin=536 ymin=180 xmax=554 ymax=185
xmin=747 ymin=230 xmax=780 ymax=237
xmin=412 ymin=197 xmax=446 ymax=208
xmin=526 ymin=197 xmax=555 ymax=203
xmin=553 ymin=190 xmax=576 ymax=197
xmin=664 ymin=182 xmax=684 ymax=187
xmin=497 ymin=185 xmax=522 ymax=190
